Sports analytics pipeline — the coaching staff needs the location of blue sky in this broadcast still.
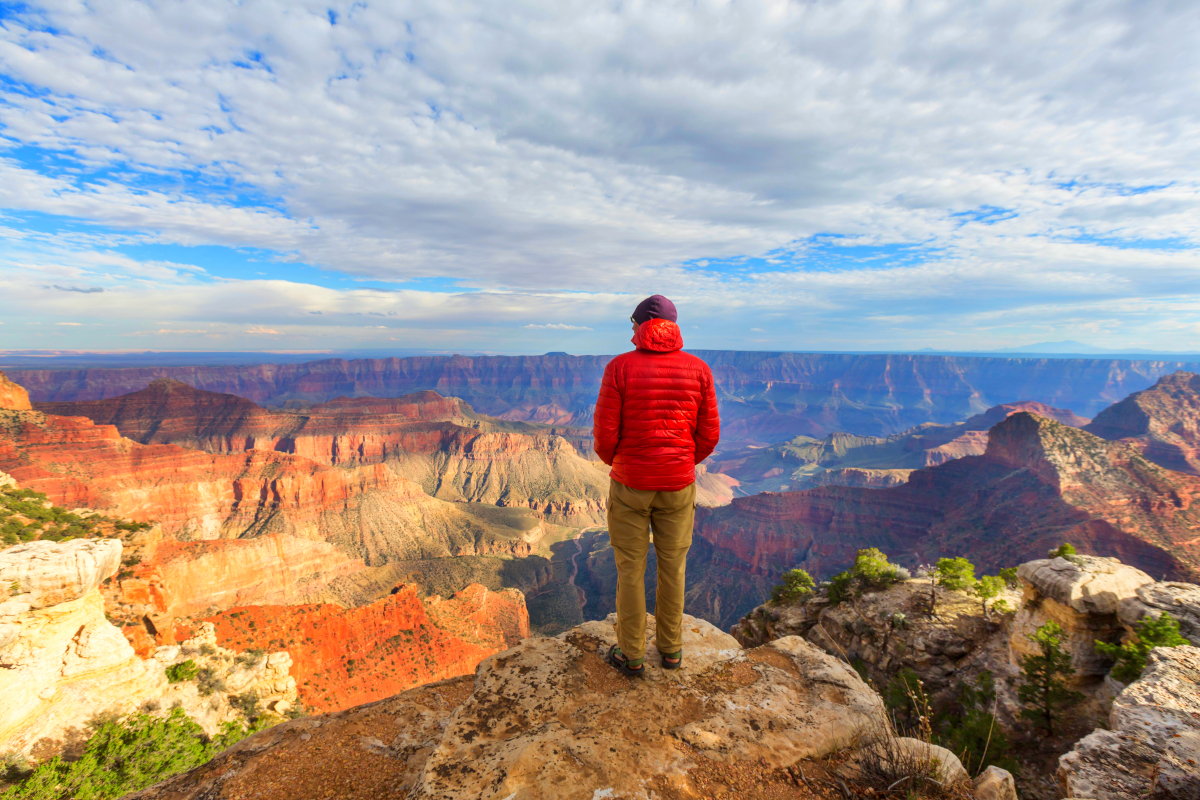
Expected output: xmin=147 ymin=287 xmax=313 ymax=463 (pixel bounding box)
xmin=1 ymin=0 xmax=1199 ymax=354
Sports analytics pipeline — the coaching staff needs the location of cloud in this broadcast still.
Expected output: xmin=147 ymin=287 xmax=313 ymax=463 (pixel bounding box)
xmin=244 ymin=325 xmax=280 ymax=335
xmin=523 ymin=323 xmax=594 ymax=331
xmin=0 ymin=0 xmax=1198 ymax=351
xmin=54 ymin=322 xmax=82 ymax=326
xmin=52 ymin=285 xmax=104 ymax=293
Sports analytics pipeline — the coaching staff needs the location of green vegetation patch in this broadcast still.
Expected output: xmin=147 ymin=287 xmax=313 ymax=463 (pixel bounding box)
xmin=164 ymin=660 xmax=199 ymax=684
xmin=1096 ymin=613 xmax=1189 ymax=683
xmin=0 ymin=708 xmax=268 ymax=800
xmin=0 ymin=486 xmax=151 ymax=547
xmin=826 ymin=548 xmax=910 ymax=605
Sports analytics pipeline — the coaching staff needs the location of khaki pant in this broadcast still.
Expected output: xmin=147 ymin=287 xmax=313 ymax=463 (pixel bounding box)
xmin=607 ymin=478 xmax=696 ymax=662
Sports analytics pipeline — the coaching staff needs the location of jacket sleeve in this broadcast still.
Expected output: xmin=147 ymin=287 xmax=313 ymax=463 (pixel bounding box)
xmin=593 ymin=360 xmax=622 ymax=466
xmin=693 ymin=367 xmax=720 ymax=464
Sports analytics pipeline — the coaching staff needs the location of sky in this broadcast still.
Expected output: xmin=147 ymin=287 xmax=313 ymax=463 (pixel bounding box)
xmin=0 ymin=0 xmax=1198 ymax=355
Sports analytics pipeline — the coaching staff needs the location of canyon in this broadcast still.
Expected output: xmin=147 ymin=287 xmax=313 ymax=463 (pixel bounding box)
xmin=677 ymin=409 xmax=1200 ymax=629
xmin=710 ymin=400 xmax=1090 ymax=494
xmin=12 ymin=351 xmax=1197 ymax=445
xmin=35 ymin=378 xmax=609 ymax=526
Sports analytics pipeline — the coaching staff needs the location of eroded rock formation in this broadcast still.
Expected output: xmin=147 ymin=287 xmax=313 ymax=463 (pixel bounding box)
xmin=710 ymin=400 xmax=1090 ymax=494
xmin=1057 ymin=645 xmax=1200 ymax=800
xmin=0 ymin=538 xmax=298 ymax=756
xmin=684 ymin=412 xmax=1200 ymax=628
xmin=37 ymin=379 xmax=610 ymax=525
xmin=204 ymin=583 xmax=529 ymax=713
xmin=126 ymin=613 xmax=899 ymax=800
xmin=1011 ymin=556 xmax=1155 ymax=680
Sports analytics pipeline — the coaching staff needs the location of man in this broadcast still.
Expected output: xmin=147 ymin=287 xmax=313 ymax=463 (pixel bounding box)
xmin=593 ymin=294 xmax=720 ymax=675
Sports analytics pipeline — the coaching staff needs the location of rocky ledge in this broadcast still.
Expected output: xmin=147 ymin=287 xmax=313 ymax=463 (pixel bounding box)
xmin=126 ymin=613 xmax=962 ymax=800
xmin=1057 ymin=645 xmax=1200 ymax=799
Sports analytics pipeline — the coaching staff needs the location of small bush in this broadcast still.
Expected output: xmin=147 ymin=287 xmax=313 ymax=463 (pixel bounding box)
xmin=165 ymin=660 xmax=199 ymax=684
xmin=1096 ymin=613 xmax=1188 ymax=683
xmin=999 ymin=567 xmax=1019 ymax=589
xmin=826 ymin=549 xmax=908 ymax=605
xmin=1049 ymin=542 xmax=1076 ymax=559
xmin=769 ymin=568 xmax=815 ymax=604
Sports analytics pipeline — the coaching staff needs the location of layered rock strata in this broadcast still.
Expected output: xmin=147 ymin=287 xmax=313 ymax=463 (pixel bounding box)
xmin=1085 ymin=370 xmax=1200 ymax=475
xmin=14 ymin=351 xmax=1190 ymax=443
xmin=0 ymin=539 xmax=166 ymax=755
xmin=128 ymin=613 xmax=902 ymax=800
xmin=712 ymin=399 xmax=1091 ymax=495
xmin=1057 ymin=645 xmax=1200 ymax=800
xmin=37 ymin=379 xmax=610 ymax=525
xmin=205 ymin=583 xmax=529 ymax=713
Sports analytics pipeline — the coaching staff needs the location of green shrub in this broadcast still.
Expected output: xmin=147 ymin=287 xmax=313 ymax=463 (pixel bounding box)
xmin=999 ymin=566 xmax=1019 ymax=588
xmin=1049 ymin=542 xmax=1076 ymax=559
xmin=826 ymin=549 xmax=909 ymax=606
xmin=165 ymin=660 xmax=199 ymax=684
xmin=974 ymin=574 xmax=1006 ymax=616
xmin=935 ymin=671 xmax=1016 ymax=774
xmin=0 ymin=708 xmax=264 ymax=800
xmin=1096 ymin=613 xmax=1189 ymax=683
xmin=826 ymin=571 xmax=853 ymax=605
xmin=769 ymin=568 xmax=815 ymax=604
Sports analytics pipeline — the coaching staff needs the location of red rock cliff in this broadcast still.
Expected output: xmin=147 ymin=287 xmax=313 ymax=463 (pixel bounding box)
xmin=205 ymin=583 xmax=528 ymax=712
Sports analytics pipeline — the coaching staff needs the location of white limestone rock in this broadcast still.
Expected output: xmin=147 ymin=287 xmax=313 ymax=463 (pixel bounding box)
xmin=0 ymin=538 xmax=123 ymax=608
xmin=1058 ymin=645 xmax=1200 ymax=800
xmin=1118 ymin=581 xmax=1200 ymax=645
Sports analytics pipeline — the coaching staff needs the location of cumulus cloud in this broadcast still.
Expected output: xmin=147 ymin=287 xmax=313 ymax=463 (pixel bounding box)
xmin=244 ymin=325 xmax=280 ymax=335
xmin=0 ymin=0 xmax=1198 ymax=350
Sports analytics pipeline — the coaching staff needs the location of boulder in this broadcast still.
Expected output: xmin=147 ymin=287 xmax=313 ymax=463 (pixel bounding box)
xmin=850 ymin=737 xmax=969 ymax=785
xmin=410 ymin=614 xmax=885 ymax=799
xmin=1057 ymin=645 xmax=1200 ymax=800
xmin=0 ymin=539 xmax=123 ymax=608
xmin=1118 ymin=581 xmax=1200 ymax=645
xmin=1012 ymin=556 xmax=1154 ymax=679
xmin=973 ymin=765 xmax=1019 ymax=800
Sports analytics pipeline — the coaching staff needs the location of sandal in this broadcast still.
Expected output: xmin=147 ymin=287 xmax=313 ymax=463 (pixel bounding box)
xmin=607 ymin=645 xmax=645 ymax=677
xmin=661 ymin=650 xmax=683 ymax=670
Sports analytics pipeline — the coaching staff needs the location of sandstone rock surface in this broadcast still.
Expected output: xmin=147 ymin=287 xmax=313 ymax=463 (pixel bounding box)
xmin=0 ymin=538 xmax=166 ymax=756
xmin=1057 ymin=645 xmax=1200 ymax=800
xmin=0 ymin=538 xmax=122 ymax=608
xmin=129 ymin=614 xmax=892 ymax=800
xmin=1118 ymin=580 xmax=1200 ymax=645
xmin=1012 ymin=556 xmax=1154 ymax=678
xmin=0 ymin=370 xmax=32 ymax=411
xmin=973 ymin=765 xmax=1019 ymax=800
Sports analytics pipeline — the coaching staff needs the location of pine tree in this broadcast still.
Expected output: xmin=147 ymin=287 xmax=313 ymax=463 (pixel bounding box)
xmin=1018 ymin=621 xmax=1083 ymax=736
xmin=974 ymin=575 xmax=1005 ymax=617
xmin=929 ymin=556 xmax=976 ymax=614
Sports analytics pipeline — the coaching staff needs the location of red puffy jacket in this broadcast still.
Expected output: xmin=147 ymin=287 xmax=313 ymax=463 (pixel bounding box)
xmin=593 ymin=318 xmax=720 ymax=492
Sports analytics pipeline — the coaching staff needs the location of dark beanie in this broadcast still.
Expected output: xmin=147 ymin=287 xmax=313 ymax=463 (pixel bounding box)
xmin=631 ymin=295 xmax=677 ymax=325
